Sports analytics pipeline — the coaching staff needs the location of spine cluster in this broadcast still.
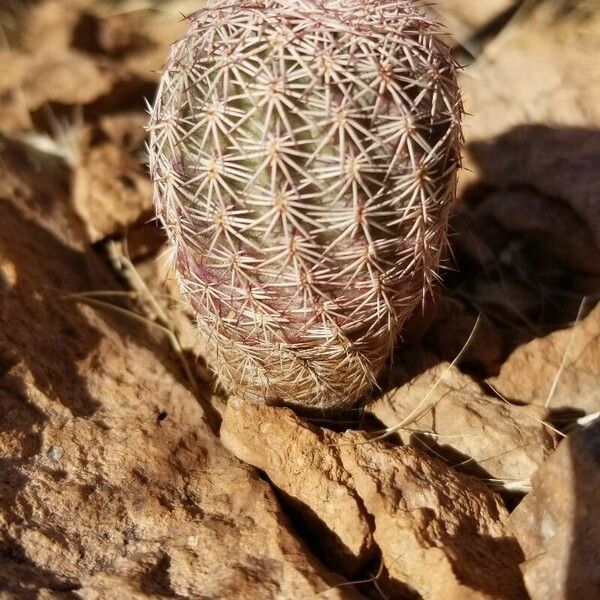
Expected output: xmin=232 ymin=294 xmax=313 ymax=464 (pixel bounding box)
xmin=149 ymin=0 xmax=462 ymax=409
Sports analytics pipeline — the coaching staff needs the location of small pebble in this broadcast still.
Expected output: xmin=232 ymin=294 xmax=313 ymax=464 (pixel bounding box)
xmin=49 ymin=446 xmax=64 ymax=462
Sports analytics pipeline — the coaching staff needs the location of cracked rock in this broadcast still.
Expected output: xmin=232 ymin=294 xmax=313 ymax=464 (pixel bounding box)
xmin=221 ymin=401 xmax=376 ymax=575
xmin=222 ymin=399 xmax=527 ymax=599
xmin=0 ymin=180 xmax=361 ymax=600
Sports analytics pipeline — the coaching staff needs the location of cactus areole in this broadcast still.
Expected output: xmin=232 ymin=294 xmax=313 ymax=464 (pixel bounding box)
xmin=148 ymin=0 xmax=462 ymax=409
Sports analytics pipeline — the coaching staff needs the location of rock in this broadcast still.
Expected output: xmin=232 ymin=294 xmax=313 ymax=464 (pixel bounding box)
xmin=460 ymin=4 xmax=600 ymax=195
xmin=0 ymin=50 xmax=34 ymax=133
xmin=116 ymin=2 xmax=201 ymax=81
xmin=509 ymin=419 xmax=600 ymax=599
xmin=0 ymin=133 xmax=153 ymax=248
xmin=423 ymin=297 xmax=507 ymax=375
xmin=20 ymin=0 xmax=197 ymax=84
xmin=99 ymin=111 xmax=148 ymax=152
xmin=489 ymin=301 xmax=600 ymax=416
xmin=371 ymin=362 xmax=557 ymax=484
xmin=0 ymin=134 xmax=89 ymax=250
xmin=466 ymin=127 xmax=600 ymax=249
xmin=449 ymin=188 xmax=600 ymax=367
xmin=24 ymin=0 xmax=85 ymax=53
xmin=221 ymin=401 xmax=375 ymax=575
xmin=338 ymin=430 xmax=527 ymax=600
xmin=73 ymin=142 xmax=153 ymax=243
xmin=430 ymin=0 xmax=517 ymax=43
xmin=14 ymin=49 xmax=116 ymax=115
xmin=0 ymin=177 xmax=360 ymax=599
xmin=222 ymin=400 xmax=527 ymax=599
xmin=462 ymin=4 xmax=600 ymax=141
xmin=0 ymin=0 xmax=162 ymax=134
xmin=448 ymin=174 xmax=600 ymax=381
xmin=421 ymin=196 xmax=600 ymax=384
xmin=473 ymin=189 xmax=600 ymax=279
xmin=75 ymin=573 xmax=167 ymax=600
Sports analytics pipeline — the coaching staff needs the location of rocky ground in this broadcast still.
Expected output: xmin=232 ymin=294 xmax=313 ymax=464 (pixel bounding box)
xmin=0 ymin=0 xmax=599 ymax=598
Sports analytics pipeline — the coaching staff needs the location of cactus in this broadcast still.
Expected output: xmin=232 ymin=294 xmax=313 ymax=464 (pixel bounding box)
xmin=148 ymin=0 xmax=462 ymax=409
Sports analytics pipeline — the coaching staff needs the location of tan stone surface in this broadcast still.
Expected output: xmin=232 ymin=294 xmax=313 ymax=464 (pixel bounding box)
xmin=461 ymin=3 xmax=600 ymax=199
xmin=0 ymin=135 xmax=88 ymax=250
xmin=371 ymin=362 xmax=557 ymax=483
xmin=338 ymin=430 xmax=527 ymax=600
xmin=431 ymin=0 xmax=517 ymax=42
xmin=459 ymin=189 xmax=600 ymax=279
xmin=466 ymin=127 xmax=600 ymax=249
xmin=0 ymin=50 xmax=33 ymax=133
xmin=509 ymin=420 xmax=600 ymax=599
xmin=489 ymin=302 xmax=600 ymax=415
xmin=462 ymin=3 xmax=600 ymax=140
xmin=0 ymin=0 xmax=184 ymax=134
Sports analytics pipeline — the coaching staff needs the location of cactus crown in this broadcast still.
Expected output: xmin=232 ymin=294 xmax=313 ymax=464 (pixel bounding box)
xmin=149 ymin=0 xmax=462 ymax=409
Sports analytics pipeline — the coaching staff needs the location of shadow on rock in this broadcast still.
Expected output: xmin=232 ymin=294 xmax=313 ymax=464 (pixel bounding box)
xmin=409 ymin=125 xmax=600 ymax=380
xmin=509 ymin=420 xmax=600 ymax=599
xmin=0 ymin=198 xmax=104 ymax=417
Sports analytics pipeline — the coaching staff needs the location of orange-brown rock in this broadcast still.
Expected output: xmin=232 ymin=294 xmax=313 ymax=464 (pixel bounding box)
xmin=429 ymin=0 xmax=517 ymax=44
xmin=338 ymin=431 xmax=527 ymax=600
xmin=222 ymin=400 xmax=527 ymax=599
xmin=221 ymin=401 xmax=375 ymax=575
xmin=73 ymin=142 xmax=152 ymax=243
xmin=0 ymin=175 xmax=361 ymax=600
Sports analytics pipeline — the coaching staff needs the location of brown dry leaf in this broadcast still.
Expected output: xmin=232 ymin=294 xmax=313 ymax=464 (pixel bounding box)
xmin=489 ymin=301 xmax=600 ymax=416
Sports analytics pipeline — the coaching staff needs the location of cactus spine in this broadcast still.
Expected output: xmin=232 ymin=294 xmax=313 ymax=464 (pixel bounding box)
xmin=148 ymin=0 xmax=462 ymax=409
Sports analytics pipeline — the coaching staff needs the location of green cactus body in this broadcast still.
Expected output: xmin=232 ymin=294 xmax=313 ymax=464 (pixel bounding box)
xmin=148 ymin=0 xmax=462 ymax=409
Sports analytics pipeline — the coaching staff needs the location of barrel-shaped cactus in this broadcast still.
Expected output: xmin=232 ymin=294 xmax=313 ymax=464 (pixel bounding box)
xmin=148 ymin=0 xmax=462 ymax=409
